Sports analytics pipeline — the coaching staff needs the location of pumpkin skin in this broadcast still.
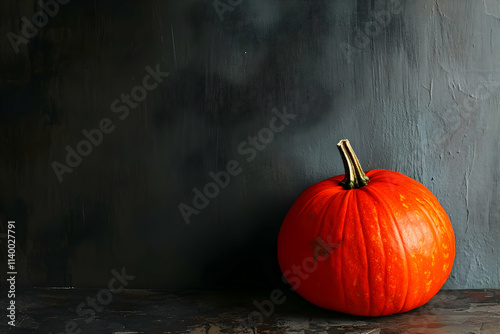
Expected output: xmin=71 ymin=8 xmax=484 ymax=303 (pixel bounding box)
xmin=277 ymin=141 xmax=455 ymax=317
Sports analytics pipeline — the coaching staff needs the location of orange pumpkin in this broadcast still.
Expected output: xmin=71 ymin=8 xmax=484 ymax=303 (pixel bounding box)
xmin=277 ymin=139 xmax=455 ymax=316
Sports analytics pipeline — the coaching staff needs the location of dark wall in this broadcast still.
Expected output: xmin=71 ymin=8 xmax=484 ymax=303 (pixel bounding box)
xmin=0 ymin=0 xmax=498 ymax=289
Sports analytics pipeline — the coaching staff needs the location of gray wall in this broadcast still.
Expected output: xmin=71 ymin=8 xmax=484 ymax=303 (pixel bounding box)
xmin=0 ymin=0 xmax=498 ymax=289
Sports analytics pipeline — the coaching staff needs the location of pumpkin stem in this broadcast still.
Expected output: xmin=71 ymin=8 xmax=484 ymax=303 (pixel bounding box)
xmin=337 ymin=139 xmax=369 ymax=189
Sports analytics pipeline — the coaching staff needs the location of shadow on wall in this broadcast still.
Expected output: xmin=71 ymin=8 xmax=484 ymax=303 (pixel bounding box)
xmin=0 ymin=0 xmax=451 ymax=290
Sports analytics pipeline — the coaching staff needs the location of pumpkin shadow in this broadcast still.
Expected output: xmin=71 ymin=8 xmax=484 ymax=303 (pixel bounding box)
xmin=200 ymin=199 xmax=292 ymax=290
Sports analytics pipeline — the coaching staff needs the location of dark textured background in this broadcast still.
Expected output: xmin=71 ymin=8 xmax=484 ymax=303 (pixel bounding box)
xmin=0 ymin=0 xmax=498 ymax=289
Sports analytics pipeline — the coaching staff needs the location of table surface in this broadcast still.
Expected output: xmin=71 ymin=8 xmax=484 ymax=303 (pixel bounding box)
xmin=1 ymin=289 xmax=499 ymax=333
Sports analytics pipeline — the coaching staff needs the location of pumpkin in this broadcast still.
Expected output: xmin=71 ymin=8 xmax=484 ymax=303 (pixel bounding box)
xmin=277 ymin=139 xmax=455 ymax=316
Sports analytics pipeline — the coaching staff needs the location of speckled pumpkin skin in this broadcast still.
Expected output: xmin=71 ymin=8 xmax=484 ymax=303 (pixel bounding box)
xmin=277 ymin=169 xmax=455 ymax=316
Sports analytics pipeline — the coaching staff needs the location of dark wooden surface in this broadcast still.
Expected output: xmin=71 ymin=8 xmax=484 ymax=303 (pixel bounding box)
xmin=1 ymin=289 xmax=499 ymax=333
